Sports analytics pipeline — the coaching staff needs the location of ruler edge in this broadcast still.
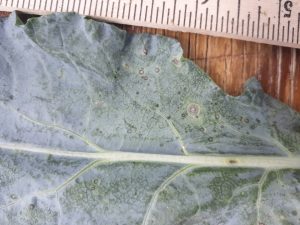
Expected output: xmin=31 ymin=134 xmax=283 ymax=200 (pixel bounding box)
xmin=0 ymin=5 xmax=300 ymax=50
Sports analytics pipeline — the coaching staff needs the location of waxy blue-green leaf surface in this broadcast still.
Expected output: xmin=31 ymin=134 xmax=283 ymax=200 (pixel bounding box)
xmin=0 ymin=12 xmax=299 ymax=225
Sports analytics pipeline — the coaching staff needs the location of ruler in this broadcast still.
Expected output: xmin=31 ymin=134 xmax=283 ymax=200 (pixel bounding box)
xmin=1 ymin=0 xmax=300 ymax=49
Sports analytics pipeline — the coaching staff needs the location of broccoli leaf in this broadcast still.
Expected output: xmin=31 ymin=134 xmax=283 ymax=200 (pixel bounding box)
xmin=0 ymin=12 xmax=299 ymax=225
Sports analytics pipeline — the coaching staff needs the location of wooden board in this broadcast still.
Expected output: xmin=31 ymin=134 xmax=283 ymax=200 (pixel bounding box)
xmin=1 ymin=11 xmax=300 ymax=112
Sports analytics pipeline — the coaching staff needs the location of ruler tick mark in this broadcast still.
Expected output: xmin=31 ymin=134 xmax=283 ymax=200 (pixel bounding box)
xmin=282 ymin=26 xmax=285 ymax=42
xmin=226 ymin=10 xmax=229 ymax=33
xmin=116 ymin=0 xmax=120 ymax=18
xmin=100 ymin=0 xmax=103 ymax=16
xmin=66 ymin=0 xmax=70 ymax=12
xmin=111 ymin=1 xmax=115 ymax=17
xmin=88 ymin=0 xmax=93 ymax=15
xmin=287 ymin=21 xmax=290 ymax=42
xmin=50 ymin=0 xmax=53 ymax=11
xmin=268 ymin=17 xmax=271 ymax=40
xmin=173 ymin=0 xmax=177 ymax=23
xmin=105 ymin=0 xmax=110 ymax=17
xmin=167 ymin=8 xmax=170 ymax=24
xmin=236 ymin=0 xmax=240 ymax=34
xmin=133 ymin=3 xmax=136 ymax=20
xmin=200 ymin=13 xmax=203 ymax=29
xmin=128 ymin=0 xmax=132 ymax=20
xmin=277 ymin=0 xmax=282 ymax=41
xmin=77 ymin=0 xmax=82 ymax=13
xmin=122 ymin=3 xmax=125 ymax=19
xmin=195 ymin=0 xmax=198 ymax=28
xmin=139 ymin=0 xmax=143 ymax=21
xmin=150 ymin=0 xmax=154 ymax=22
xmin=205 ymin=8 xmax=208 ymax=30
xmin=242 ymin=19 xmax=244 ymax=35
xmin=297 ymin=13 xmax=300 ymax=44
xmin=55 ymin=0 xmax=59 ymax=12
xmin=162 ymin=1 xmax=165 ymax=24
xmin=257 ymin=6 xmax=261 ymax=38
xmin=94 ymin=0 xmax=99 ymax=16
xmin=72 ymin=0 xmax=76 ymax=12
xmin=216 ymin=0 xmax=220 ymax=31
xmin=247 ymin=13 xmax=250 ymax=36
xmin=177 ymin=9 xmax=181 ymax=26
xmin=145 ymin=5 xmax=148 ymax=22
xmin=221 ymin=16 xmax=224 ymax=32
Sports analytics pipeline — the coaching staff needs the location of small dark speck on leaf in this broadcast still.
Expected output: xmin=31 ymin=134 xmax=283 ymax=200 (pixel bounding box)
xmin=10 ymin=194 xmax=17 ymax=199
xmin=9 ymin=95 xmax=14 ymax=100
xmin=75 ymin=178 xmax=80 ymax=183
xmin=136 ymin=91 xmax=139 ymax=95
xmin=208 ymin=137 xmax=213 ymax=142
xmin=228 ymin=159 xmax=237 ymax=164
xmin=143 ymin=49 xmax=148 ymax=55
xmin=93 ymin=179 xmax=99 ymax=184
xmin=141 ymin=76 xmax=148 ymax=80
xmin=155 ymin=67 xmax=160 ymax=73
xmin=181 ymin=113 xmax=187 ymax=119
xmin=167 ymin=116 xmax=171 ymax=120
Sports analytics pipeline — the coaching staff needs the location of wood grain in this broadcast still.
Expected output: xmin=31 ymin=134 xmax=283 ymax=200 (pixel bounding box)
xmin=1 ymin=11 xmax=299 ymax=111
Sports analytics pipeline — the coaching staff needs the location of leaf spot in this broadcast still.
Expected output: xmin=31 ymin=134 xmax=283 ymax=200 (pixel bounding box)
xmin=187 ymin=103 xmax=201 ymax=118
xmin=10 ymin=194 xmax=17 ymax=200
xmin=139 ymin=68 xmax=144 ymax=75
xmin=172 ymin=59 xmax=179 ymax=65
xmin=143 ymin=48 xmax=148 ymax=55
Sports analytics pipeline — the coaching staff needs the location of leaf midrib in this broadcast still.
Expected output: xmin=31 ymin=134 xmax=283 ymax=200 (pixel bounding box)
xmin=0 ymin=141 xmax=299 ymax=169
